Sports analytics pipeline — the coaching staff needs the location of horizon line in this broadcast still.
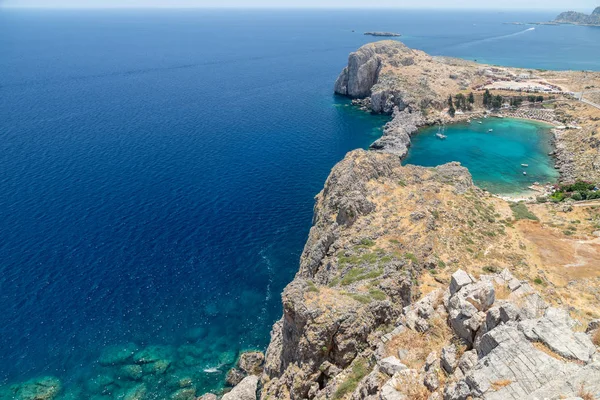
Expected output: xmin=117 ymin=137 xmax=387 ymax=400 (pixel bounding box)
xmin=0 ymin=5 xmax=572 ymax=10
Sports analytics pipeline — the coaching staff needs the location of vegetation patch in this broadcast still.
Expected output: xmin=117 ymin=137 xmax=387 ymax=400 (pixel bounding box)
xmin=340 ymin=267 xmax=383 ymax=286
xmin=550 ymin=180 xmax=600 ymax=202
xmin=509 ymin=203 xmax=539 ymax=221
xmin=332 ymin=359 xmax=369 ymax=400
xmin=306 ymin=281 xmax=320 ymax=293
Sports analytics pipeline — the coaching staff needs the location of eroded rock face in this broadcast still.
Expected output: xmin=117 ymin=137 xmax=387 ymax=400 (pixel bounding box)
xmin=334 ymin=41 xmax=409 ymax=98
xmin=260 ymin=150 xmax=478 ymax=400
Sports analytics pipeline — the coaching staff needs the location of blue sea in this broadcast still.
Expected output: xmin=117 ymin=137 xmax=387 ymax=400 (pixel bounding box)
xmin=1 ymin=8 xmax=599 ymax=398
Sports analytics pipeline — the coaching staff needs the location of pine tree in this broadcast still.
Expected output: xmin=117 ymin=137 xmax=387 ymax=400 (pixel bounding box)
xmin=468 ymin=92 xmax=475 ymax=104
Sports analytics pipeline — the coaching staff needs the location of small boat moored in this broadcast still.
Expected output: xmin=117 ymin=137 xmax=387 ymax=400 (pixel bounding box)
xmin=523 ymin=171 xmax=527 ymax=175
xmin=488 ymin=129 xmax=493 ymax=132
xmin=521 ymin=163 xmax=529 ymax=167
xmin=436 ymin=133 xmax=447 ymax=140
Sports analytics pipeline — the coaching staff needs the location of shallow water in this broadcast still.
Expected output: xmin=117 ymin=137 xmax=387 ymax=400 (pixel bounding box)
xmin=0 ymin=8 xmax=598 ymax=399
xmin=404 ymin=118 xmax=559 ymax=195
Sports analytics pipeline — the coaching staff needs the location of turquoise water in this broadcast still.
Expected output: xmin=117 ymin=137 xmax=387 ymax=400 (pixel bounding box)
xmin=0 ymin=8 xmax=597 ymax=399
xmin=404 ymin=118 xmax=559 ymax=195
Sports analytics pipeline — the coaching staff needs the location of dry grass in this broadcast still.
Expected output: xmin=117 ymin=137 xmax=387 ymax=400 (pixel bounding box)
xmin=578 ymin=383 xmax=595 ymax=400
xmin=532 ymin=342 xmax=570 ymax=362
xmin=490 ymin=379 xmax=512 ymax=391
xmin=593 ymin=329 xmax=600 ymax=347
xmin=493 ymin=282 xmax=512 ymax=300
xmin=386 ymin=316 xmax=453 ymax=369
xmin=392 ymin=371 xmax=430 ymax=400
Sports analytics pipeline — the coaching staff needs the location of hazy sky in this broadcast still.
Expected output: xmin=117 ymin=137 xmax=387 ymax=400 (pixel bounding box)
xmin=0 ymin=0 xmax=597 ymax=10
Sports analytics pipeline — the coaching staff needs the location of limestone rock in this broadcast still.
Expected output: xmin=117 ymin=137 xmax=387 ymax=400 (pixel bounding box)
xmin=443 ymin=381 xmax=470 ymax=400
xmin=469 ymin=324 xmax=582 ymax=398
xmin=378 ymin=356 xmax=407 ymax=376
xmin=334 ymin=42 xmax=410 ymax=98
xmin=440 ymin=345 xmax=458 ymax=374
xmin=457 ymin=350 xmax=478 ymax=374
xmin=238 ymin=351 xmax=265 ymax=375
xmin=517 ymin=307 xmax=596 ymax=363
xmin=226 ymin=368 xmax=245 ymax=387
xmin=449 ymin=270 xmax=474 ymax=295
xmin=423 ymin=370 xmax=439 ymax=391
xmin=222 ymin=375 xmax=258 ymax=400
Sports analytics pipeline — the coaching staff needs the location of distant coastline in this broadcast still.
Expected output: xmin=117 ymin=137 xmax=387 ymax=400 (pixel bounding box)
xmin=515 ymin=6 xmax=600 ymax=26
xmin=364 ymin=31 xmax=401 ymax=37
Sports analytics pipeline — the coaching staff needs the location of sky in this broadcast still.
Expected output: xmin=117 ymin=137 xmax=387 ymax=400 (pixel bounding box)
xmin=0 ymin=0 xmax=597 ymax=9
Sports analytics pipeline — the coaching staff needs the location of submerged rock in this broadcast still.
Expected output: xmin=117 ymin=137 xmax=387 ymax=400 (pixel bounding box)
xmin=6 ymin=376 xmax=62 ymax=400
xmin=133 ymin=345 xmax=173 ymax=364
xmin=98 ymin=343 xmax=138 ymax=366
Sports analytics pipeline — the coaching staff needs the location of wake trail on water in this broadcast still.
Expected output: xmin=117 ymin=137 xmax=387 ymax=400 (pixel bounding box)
xmin=447 ymin=27 xmax=535 ymax=51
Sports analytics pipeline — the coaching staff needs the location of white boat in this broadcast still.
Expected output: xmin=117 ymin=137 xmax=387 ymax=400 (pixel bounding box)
xmin=488 ymin=129 xmax=493 ymax=132
xmin=523 ymin=171 xmax=527 ymax=175
xmin=478 ymin=121 xmax=483 ymax=124
xmin=436 ymin=133 xmax=447 ymax=139
xmin=521 ymin=164 xmax=529 ymax=167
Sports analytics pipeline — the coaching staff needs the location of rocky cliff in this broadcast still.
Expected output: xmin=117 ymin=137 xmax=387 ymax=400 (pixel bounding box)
xmin=252 ymin=149 xmax=600 ymax=400
xmin=209 ymin=42 xmax=600 ymax=400
xmin=555 ymin=7 xmax=600 ymax=25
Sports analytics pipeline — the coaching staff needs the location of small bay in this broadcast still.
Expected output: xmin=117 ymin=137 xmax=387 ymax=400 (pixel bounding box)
xmin=404 ymin=118 xmax=559 ymax=195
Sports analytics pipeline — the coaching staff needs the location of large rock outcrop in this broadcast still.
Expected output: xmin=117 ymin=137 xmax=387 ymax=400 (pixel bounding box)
xmin=555 ymin=8 xmax=600 ymax=25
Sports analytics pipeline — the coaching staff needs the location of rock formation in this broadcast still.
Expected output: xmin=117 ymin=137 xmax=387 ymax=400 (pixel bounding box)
xmin=555 ymin=7 xmax=600 ymax=25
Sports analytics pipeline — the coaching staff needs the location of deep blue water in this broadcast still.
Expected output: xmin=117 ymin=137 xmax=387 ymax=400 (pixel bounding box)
xmin=1 ymin=8 xmax=599 ymax=398
xmin=404 ymin=118 xmax=559 ymax=195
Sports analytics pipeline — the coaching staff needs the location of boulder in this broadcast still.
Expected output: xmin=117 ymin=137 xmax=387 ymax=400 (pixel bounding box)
xmin=450 ymin=270 xmax=474 ymax=295
xmin=457 ymin=350 xmax=478 ymax=374
xmin=238 ymin=351 xmax=265 ymax=375
xmin=440 ymin=345 xmax=458 ymax=374
xmin=226 ymin=368 xmax=245 ymax=387
xmin=378 ymin=356 xmax=408 ymax=376
xmin=443 ymin=381 xmax=470 ymax=400
xmin=423 ymin=370 xmax=439 ymax=391
xmin=222 ymin=375 xmax=258 ymax=400
xmin=464 ymin=282 xmax=495 ymax=312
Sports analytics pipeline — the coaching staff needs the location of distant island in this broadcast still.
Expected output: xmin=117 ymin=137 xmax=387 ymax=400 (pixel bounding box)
xmin=554 ymin=6 xmax=600 ymax=25
xmin=364 ymin=31 xmax=401 ymax=37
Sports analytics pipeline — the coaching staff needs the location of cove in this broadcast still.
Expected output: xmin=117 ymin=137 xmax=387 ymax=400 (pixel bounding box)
xmin=403 ymin=118 xmax=559 ymax=195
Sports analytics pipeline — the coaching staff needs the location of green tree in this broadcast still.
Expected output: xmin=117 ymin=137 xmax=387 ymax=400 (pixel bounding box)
xmin=448 ymin=95 xmax=454 ymax=109
xmin=454 ymin=93 xmax=467 ymax=111
xmin=468 ymin=92 xmax=475 ymax=105
xmin=491 ymin=95 xmax=503 ymax=109
xmin=483 ymin=89 xmax=492 ymax=108
xmin=536 ymin=95 xmax=544 ymax=102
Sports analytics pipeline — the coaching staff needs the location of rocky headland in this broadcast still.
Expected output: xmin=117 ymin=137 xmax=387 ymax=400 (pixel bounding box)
xmin=554 ymin=7 xmax=600 ymax=26
xmin=333 ymin=40 xmax=600 ymax=184
xmin=229 ymin=41 xmax=600 ymax=400
xmin=6 ymin=41 xmax=600 ymax=400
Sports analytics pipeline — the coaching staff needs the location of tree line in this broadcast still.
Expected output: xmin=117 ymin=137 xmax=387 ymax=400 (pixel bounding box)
xmin=448 ymin=90 xmax=548 ymax=116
